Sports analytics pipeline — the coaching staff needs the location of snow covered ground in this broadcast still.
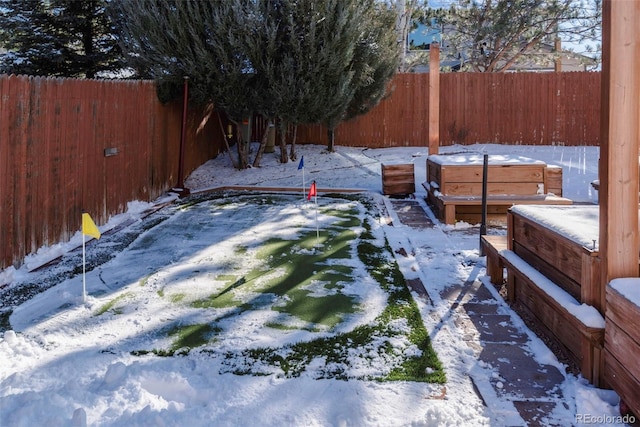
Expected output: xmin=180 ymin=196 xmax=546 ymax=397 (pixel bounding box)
xmin=1 ymin=143 xmax=631 ymax=427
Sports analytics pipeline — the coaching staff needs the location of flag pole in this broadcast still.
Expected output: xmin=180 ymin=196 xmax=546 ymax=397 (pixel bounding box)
xmin=81 ymin=212 xmax=101 ymax=305
xmin=314 ymin=192 xmax=319 ymax=244
xmin=82 ymin=233 xmax=87 ymax=304
xmin=298 ymin=156 xmax=305 ymax=199
xmin=307 ymin=180 xmax=319 ymax=245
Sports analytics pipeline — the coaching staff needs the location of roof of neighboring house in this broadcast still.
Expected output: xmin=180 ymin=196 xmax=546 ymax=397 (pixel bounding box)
xmin=506 ymin=41 xmax=598 ymax=72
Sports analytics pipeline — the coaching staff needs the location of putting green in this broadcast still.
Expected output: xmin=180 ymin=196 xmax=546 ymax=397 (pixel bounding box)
xmin=121 ymin=192 xmax=445 ymax=383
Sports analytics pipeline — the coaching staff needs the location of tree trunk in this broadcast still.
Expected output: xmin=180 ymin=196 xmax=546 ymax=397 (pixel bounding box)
xmin=289 ymin=124 xmax=298 ymax=161
xmin=217 ymin=112 xmax=239 ymax=169
xmin=236 ymin=120 xmax=249 ymax=169
xmin=327 ymin=128 xmax=336 ymax=152
xmin=278 ymin=119 xmax=289 ymax=163
xmin=82 ymin=15 xmax=95 ymax=78
xmin=252 ymin=118 xmax=272 ymax=168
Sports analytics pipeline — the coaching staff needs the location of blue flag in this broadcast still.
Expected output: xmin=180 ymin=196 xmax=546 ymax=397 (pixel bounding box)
xmin=298 ymin=156 xmax=304 ymax=170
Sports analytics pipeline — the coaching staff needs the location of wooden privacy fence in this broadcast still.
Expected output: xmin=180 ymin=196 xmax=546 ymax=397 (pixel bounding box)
xmin=1 ymin=71 xmax=601 ymax=271
xmin=293 ymin=72 xmax=601 ymax=148
xmin=0 ymin=75 xmax=223 ymax=270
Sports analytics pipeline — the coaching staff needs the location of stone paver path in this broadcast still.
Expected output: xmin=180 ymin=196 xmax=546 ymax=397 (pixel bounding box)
xmin=388 ymin=198 xmax=568 ymax=427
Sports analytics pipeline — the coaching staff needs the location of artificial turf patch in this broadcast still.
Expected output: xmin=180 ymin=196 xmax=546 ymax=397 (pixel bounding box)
xmin=129 ymin=193 xmax=445 ymax=383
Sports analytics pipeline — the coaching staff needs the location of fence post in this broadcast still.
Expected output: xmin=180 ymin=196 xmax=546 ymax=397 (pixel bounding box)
xmin=429 ymin=43 xmax=440 ymax=155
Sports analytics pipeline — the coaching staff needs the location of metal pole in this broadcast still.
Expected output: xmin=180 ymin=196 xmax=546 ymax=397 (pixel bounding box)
xmin=177 ymin=76 xmax=189 ymax=194
xmin=82 ymin=234 xmax=87 ymax=304
xmin=479 ymin=154 xmax=488 ymax=255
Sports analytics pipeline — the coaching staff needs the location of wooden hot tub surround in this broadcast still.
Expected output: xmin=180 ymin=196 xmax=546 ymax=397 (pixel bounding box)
xmin=423 ymin=154 xmax=571 ymax=225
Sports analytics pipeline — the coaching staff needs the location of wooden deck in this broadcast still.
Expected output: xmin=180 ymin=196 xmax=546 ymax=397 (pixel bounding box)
xmin=424 ymin=154 xmax=571 ymax=225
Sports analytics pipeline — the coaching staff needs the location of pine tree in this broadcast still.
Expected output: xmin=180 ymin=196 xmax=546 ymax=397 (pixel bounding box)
xmin=301 ymin=0 xmax=400 ymax=152
xmin=0 ymin=0 xmax=125 ymax=78
xmin=110 ymin=0 xmax=401 ymax=162
xmin=242 ymin=0 xmax=297 ymax=164
xmin=110 ymin=0 xmax=261 ymax=168
xmin=304 ymin=0 xmax=362 ymax=152
xmin=342 ymin=2 xmax=400 ymax=143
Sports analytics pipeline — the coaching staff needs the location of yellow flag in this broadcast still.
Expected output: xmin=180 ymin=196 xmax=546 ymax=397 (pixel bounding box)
xmin=82 ymin=213 xmax=101 ymax=239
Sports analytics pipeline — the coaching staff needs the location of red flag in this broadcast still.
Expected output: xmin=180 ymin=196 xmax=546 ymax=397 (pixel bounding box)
xmin=307 ymin=181 xmax=317 ymax=200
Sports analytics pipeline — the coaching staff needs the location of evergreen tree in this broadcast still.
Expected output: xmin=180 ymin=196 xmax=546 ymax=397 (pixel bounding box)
xmin=286 ymin=0 xmax=400 ymax=152
xmin=341 ymin=2 xmax=400 ymax=146
xmin=110 ymin=0 xmax=400 ymax=162
xmin=242 ymin=0 xmax=299 ymax=164
xmin=110 ymin=0 xmax=260 ymax=168
xmin=306 ymin=0 xmax=363 ymax=152
xmin=0 ymin=0 xmax=125 ymax=78
xmin=245 ymin=0 xmax=399 ymax=161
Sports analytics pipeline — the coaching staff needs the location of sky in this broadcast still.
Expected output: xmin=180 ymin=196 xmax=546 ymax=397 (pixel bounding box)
xmin=0 ymin=142 xmax=635 ymax=427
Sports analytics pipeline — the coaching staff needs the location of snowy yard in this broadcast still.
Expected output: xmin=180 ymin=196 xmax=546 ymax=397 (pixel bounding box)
xmin=1 ymin=143 xmax=630 ymax=427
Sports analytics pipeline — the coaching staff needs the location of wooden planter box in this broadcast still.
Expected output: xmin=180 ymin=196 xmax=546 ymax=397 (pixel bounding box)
xmin=544 ymin=165 xmax=563 ymax=196
xmin=605 ymin=280 xmax=640 ymax=417
xmin=481 ymin=205 xmax=608 ymax=386
xmin=382 ymin=163 xmax=415 ymax=196
xmin=501 ymin=249 xmax=605 ymax=386
xmin=427 ymin=155 xmax=547 ymax=196
xmin=424 ymin=154 xmax=571 ymax=224
xmin=508 ymin=206 xmax=603 ymax=312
